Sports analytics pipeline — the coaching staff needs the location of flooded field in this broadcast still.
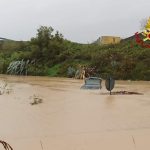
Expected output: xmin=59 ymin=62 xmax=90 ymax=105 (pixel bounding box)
xmin=0 ymin=75 xmax=150 ymax=150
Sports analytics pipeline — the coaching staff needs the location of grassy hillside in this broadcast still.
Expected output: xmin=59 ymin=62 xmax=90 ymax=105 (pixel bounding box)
xmin=0 ymin=26 xmax=149 ymax=80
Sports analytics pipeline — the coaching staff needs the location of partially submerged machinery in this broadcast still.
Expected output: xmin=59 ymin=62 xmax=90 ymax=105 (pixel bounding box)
xmin=80 ymin=76 xmax=141 ymax=95
xmin=81 ymin=77 xmax=102 ymax=90
xmin=81 ymin=76 xmax=115 ymax=94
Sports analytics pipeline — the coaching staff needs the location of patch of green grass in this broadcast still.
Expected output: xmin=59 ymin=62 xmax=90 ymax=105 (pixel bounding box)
xmin=47 ymin=64 xmax=61 ymax=77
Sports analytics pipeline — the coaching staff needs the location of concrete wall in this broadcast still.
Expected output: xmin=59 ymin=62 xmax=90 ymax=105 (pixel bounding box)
xmin=97 ymin=36 xmax=121 ymax=45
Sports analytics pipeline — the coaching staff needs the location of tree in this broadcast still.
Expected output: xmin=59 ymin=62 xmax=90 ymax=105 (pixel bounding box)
xmin=31 ymin=26 xmax=54 ymax=50
xmin=30 ymin=26 xmax=53 ymax=61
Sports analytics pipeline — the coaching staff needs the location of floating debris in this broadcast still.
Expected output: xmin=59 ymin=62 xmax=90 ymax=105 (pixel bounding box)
xmin=101 ymin=91 xmax=143 ymax=95
xmin=30 ymin=95 xmax=43 ymax=105
xmin=0 ymin=81 xmax=12 ymax=95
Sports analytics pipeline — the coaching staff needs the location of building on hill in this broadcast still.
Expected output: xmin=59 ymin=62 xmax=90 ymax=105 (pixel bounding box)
xmin=96 ymin=36 xmax=121 ymax=45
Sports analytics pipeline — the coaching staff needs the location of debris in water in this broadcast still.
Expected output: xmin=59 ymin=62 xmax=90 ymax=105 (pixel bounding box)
xmin=101 ymin=91 xmax=143 ymax=95
xmin=30 ymin=95 xmax=43 ymax=105
xmin=0 ymin=81 xmax=12 ymax=95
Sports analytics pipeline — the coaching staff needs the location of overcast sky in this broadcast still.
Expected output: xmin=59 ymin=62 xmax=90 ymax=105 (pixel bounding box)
xmin=0 ymin=0 xmax=149 ymax=43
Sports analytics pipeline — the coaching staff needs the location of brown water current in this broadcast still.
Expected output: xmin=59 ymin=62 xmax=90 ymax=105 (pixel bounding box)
xmin=0 ymin=75 xmax=149 ymax=150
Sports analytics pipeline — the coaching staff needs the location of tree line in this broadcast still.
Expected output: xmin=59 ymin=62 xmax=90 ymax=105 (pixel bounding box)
xmin=0 ymin=26 xmax=149 ymax=80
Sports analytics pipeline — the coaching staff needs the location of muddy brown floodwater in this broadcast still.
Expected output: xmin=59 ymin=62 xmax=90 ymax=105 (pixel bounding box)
xmin=0 ymin=75 xmax=150 ymax=150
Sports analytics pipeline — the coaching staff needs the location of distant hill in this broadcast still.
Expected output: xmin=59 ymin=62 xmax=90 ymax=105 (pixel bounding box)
xmin=121 ymin=33 xmax=145 ymax=42
xmin=0 ymin=37 xmax=13 ymax=41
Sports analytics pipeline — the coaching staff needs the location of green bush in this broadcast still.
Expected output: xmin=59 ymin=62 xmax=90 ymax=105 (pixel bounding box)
xmin=47 ymin=64 xmax=61 ymax=76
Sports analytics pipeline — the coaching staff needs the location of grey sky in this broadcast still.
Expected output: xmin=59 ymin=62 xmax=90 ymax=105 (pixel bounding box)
xmin=0 ymin=0 xmax=149 ymax=43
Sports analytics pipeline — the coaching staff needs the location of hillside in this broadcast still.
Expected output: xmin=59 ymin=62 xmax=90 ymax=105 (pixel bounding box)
xmin=0 ymin=26 xmax=149 ymax=80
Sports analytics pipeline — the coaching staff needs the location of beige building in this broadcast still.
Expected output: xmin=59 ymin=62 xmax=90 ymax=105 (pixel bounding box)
xmin=97 ymin=36 xmax=121 ymax=45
